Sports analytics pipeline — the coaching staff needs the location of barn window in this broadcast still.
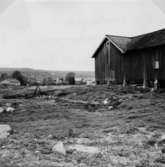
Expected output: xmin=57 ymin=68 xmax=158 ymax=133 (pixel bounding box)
xmin=154 ymin=61 xmax=159 ymax=69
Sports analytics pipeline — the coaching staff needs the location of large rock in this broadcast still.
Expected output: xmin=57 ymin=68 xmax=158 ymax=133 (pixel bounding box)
xmin=52 ymin=141 xmax=66 ymax=155
xmin=0 ymin=124 xmax=12 ymax=139
xmin=76 ymin=138 xmax=92 ymax=145
xmin=66 ymin=144 xmax=100 ymax=154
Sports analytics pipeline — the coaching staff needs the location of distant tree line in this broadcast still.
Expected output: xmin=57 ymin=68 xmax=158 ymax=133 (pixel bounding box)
xmin=0 ymin=71 xmax=28 ymax=86
xmin=0 ymin=71 xmax=77 ymax=86
xmin=0 ymin=73 xmax=8 ymax=81
xmin=12 ymin=71 xmax=28 ymax=86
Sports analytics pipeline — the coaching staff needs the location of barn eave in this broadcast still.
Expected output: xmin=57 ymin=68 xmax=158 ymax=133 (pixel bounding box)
xmin=92 ymin=36 xmax=125 ymax=58
xmin=105 ymin=35 xmax=126 ymax=54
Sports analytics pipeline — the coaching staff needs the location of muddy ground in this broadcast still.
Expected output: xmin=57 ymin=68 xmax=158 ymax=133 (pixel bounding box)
xmin=1 ymin=85 xmax=165 ymax=167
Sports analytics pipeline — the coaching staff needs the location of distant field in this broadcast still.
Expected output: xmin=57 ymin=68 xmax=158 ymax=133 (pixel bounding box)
xmin=0 ymin=68 xmax=94 ymax=81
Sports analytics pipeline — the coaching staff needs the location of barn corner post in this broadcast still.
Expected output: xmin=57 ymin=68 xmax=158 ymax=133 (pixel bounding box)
xmin=106 ymin=41 xmax=111 ymax=87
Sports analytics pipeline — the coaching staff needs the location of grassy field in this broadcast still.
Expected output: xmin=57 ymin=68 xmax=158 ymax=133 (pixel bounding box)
xmin=0 ymin=85 xmax=165 ymax=167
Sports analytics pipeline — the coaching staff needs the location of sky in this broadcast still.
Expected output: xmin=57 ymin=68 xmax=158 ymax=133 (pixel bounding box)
xmin=0 ymin=0 xmax=165 ymax=71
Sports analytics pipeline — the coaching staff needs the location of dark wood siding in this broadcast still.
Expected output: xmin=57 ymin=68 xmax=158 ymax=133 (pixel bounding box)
xmin=124 ymin=50 xmax=143 ymax=84
xmin=94 ymin=40 xmax=165 ymax=86
xmin=157 ymin=45 xmax=165 ymax=81
xmin=110 ymin=43 xmax=123 ymax=83
xmin=124 ymin=45 xmax=165 ymax=85
xmin=95 ymin=39 xmax=107 ymax=84
xmin=95 ymin=41 xmax=123 ymax=84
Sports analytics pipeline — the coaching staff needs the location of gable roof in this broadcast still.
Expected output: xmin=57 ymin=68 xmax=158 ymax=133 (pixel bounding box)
xmin=92 ymin=28 xmax=165 ymax=57
xmin=106 ymin=35 xmax=131 ymax=53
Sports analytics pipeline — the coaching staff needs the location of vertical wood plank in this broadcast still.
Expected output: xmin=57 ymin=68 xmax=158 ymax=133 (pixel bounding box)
xmin=143 ymin=54 xmax=147 ymax=88
xmin=122 ymin=55 xmax=127 ymax=87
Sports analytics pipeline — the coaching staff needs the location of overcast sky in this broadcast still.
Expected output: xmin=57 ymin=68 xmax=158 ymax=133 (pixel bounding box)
xmin=0 ymin=0 xmax=165 ymax=71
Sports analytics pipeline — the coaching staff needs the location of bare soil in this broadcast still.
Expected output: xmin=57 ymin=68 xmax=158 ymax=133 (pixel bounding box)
xmin=0 ymin=85 xmax=165 ymax=167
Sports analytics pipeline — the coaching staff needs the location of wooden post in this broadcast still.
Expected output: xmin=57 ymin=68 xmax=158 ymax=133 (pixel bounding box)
xmin=106 ymin=41 xmax=110 ymax=84
xmin=123 ymin=73 xmax=127 ymax=87
xmin=154 ymin=70 xmax=158 ymax=90
xmin=122 ymin=55 xmax=127 ymax=87
xmin=143 ymin=55 xmax=147 ymax=89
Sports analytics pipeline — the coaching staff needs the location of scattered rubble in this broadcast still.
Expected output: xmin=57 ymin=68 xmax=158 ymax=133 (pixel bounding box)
xmin=0 ymin=106 xmax=15 ymax=114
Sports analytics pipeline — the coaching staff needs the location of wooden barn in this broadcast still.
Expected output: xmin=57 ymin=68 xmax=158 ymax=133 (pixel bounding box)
xmin=92 ymin=28 xmax=165 ymax=88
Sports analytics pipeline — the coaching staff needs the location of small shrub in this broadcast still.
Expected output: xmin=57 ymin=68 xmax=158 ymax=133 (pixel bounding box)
xmin=12 ymin=71 xmax=28 ymax=86
xmin=65 ymin=72 xmax=75 ymax=85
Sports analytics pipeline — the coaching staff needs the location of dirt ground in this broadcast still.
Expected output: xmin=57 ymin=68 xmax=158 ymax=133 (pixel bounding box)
xmin=1 ymin=85 xmax=165 ymax=167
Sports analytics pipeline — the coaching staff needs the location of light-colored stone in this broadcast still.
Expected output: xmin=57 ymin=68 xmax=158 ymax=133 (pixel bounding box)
xmin=52 ymin=141 xmax=66 ymax=155
xmin=0 ymin=124 xmax=12 ymax=139
xmin=108 ymin=106 xmax=113 ymax=110
xmin=5 ymin=107 xmax=15 ymax=113
xmin=47 ymin=134 xmax=53 ymax=139
xmin=103 ymin=98 xmax=109 ymax=105
xmin=160 ymin=134 xmax=165 ymax=140
xmin=66 ymin=144 xmax=100 ymax=154
xmin=0 ymin=107 xmax=4 ymax=113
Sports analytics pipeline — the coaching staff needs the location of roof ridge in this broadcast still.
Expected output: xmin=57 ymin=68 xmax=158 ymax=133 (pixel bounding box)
xmin=130 ymin=28 xmax=165 ymax=39
xmin=106 ymin=34 xmax=132 ymax=39
xmin=106 ymin=28 xmax=165 ymax=39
